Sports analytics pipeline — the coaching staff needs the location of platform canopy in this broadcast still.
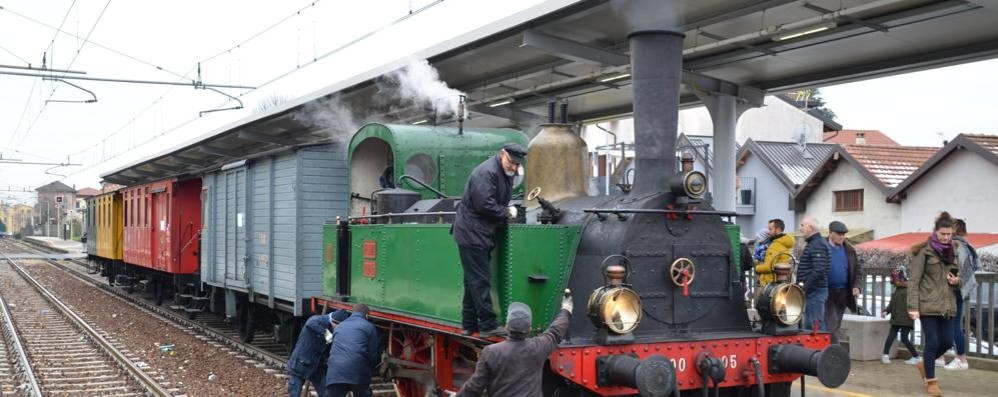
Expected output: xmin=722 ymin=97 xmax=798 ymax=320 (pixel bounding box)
xmin=103 ymin=0 xmax=998 ymax=185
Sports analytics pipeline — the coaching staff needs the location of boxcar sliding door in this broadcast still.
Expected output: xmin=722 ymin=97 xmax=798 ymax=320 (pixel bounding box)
xmin=224 ymin=166 xmax=248 ymax=285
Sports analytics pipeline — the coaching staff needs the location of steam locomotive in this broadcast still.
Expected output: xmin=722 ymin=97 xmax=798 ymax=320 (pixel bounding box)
xmin=313 ymin=30 xmax=849 ymax=397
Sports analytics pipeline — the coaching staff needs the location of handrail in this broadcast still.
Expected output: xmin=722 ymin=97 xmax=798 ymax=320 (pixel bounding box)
xmin=349 ymin=211 xmax=457 ymax=221
xmin=397 ymin=174 xmax=448 ymax=199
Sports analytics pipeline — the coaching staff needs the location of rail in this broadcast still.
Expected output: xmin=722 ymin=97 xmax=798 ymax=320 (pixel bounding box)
xmin=0 ymin=295 xmax=42 ymax=397
xmin=2 ymin=253 xmax=173 ymax=397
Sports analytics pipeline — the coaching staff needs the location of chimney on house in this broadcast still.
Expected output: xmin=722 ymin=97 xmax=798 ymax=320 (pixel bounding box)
xmin=855 ymin=132 xmax=866 ymax=145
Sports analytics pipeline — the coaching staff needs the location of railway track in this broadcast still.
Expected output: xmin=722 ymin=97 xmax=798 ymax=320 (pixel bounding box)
xmin=7 ymin=239 xmax=397 ymax=396
xmin=0 ymin=252 xmax=172 ymax=396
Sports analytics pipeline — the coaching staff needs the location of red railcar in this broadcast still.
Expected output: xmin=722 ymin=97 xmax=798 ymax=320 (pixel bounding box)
xmin=116 ymin=178 xmax=202 ymax=303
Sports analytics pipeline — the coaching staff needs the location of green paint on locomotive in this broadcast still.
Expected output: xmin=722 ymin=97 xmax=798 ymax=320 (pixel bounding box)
xmin=323 ymin=223 xmax=581 ymax=332
xmin=726 ymin=223 xmax=742 ymax=274
xmin=347 ymin=123 xmax=529 ymax=202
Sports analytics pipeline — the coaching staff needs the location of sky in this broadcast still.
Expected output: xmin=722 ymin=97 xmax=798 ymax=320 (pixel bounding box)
xmin=821 ymin=58 xmax=998 ymax=147
xmin=0 ymin=0 xmax=568 ymax=205
xmin=1 ymin=0 xmax=996 ymax=205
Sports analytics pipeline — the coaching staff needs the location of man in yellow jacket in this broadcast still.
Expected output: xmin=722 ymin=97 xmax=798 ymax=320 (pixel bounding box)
xmin=755 ymin=219 xmax=795 ymax=286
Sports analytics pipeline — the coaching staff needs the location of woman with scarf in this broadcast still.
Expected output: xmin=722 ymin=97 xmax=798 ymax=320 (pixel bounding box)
xmin=908 ymin=211 xmax=961 ymax=397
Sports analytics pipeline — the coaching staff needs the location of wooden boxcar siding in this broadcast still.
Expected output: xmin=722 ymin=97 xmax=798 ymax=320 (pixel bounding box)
xmin=296 ymin=146 xmax=347 ymax=306
xmin=201 ymin=144 xmax=345 ymax=315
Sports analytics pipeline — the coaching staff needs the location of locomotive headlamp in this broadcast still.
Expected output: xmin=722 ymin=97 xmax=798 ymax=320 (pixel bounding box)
xmin=589 ymin=255 xmax=642 ymax=335
xmin=757 ymin=282 xmax=805 ymax=326
xmin=669 ymin=170 xmax=707 ymax=199
xmin=589 ymin=287 xmax=642 ymax=334
xmin=682 ymin=171 xmax=707 ymax=198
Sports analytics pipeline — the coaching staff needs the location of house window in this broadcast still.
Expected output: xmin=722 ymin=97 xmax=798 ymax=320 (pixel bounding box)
xmin=834 ymin=189 xmax=863 ymax=212
xmin=737 ymin=177 xmax=755 ymax=206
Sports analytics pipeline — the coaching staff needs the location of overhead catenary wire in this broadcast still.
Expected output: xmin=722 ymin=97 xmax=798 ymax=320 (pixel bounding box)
xmin=63 ymin=0 xmax=448 ymax=181
xmin=13 ymin=0 xmax=113 ymax=151
xmin=3 ymin=0 xmax=78 ymax=151
xmin=0 ymin=44 xmax=32 ymax=65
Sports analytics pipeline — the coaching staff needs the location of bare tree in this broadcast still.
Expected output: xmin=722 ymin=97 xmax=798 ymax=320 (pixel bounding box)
xmin=255 ymin=93 xmax=293 ymax=113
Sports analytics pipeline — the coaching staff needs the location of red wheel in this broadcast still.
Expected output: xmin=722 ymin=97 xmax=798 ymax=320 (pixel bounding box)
xmin=389 ymin=327 xmax=435 ymax=397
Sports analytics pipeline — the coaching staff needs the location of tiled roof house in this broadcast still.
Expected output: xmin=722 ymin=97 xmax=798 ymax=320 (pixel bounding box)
xmin=888 ymin=134 xmax=998 ymax=233
xmin=794 ymin=144 xmax=938 ymax=238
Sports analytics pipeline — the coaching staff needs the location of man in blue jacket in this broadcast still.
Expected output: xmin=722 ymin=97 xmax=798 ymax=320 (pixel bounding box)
xmin=798 ymin=216 xmax=830 ymax=331
xmin=325 ymin=304 xmax=380 ymax=397
xmin=452 ymin=143 xmax=526 ymax=338
xmin=288 ymin=310 xmax=349 ymax=397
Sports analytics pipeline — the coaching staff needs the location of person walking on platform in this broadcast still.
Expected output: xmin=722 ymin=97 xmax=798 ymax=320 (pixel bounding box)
xmin=325 ymin=304 xmax=380 ymax=397
xmin=908 ymin=212 xmax=961 ymax=397
xmin=288 ymin=310 xmax=350 ymax=397
xmin=882 ymin=266 xmax=920 ymax=365
xmin=457 ymin=294 xmax=573 ymax=397
xmin=797 ymin=216 xmax=829 ymax=331
xmin=452 ymin=143 xmax=528 ymax=338
xmin=824 ymin=220 xmax=863 ymax=344
xmin=941 ymin=218 xmax=980 ymax=370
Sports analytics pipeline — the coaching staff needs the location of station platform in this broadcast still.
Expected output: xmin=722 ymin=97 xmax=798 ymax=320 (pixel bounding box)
xmin=21 ymin=236 xmax=87 ymax=258
xmin=793 ymin=359 xmax=993 ymax=396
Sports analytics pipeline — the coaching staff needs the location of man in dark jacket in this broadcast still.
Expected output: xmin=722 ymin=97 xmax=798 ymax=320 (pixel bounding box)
xmin=452 ymin=143 xmax=527 ymax=337
xmin=457 ymin=295 xmax=573 ymax=397
xmin=824 ymin=221 xmax=863 ymax=343
xmin=797 ymin=216 xmax=830 ymax=331
xmin=288 ymin=310 xmax=350 ymax=397
xmin=325 ymin=304 xmax=380 ymax=397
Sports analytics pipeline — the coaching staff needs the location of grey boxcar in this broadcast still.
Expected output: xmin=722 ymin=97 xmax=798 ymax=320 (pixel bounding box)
xmin=199 ymin=143 xmax=346 ymax=342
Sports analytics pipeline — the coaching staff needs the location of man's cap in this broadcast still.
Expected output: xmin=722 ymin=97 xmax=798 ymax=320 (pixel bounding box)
xmin=502 ymin=143 xmax=527 ymax=165
xmin=328 ymin=310 xmax=350 ymax=324
xmin=505 ymin=302 xmax=532 ymax=338
xmin=829 ymin=220 xmax=848 ymax=234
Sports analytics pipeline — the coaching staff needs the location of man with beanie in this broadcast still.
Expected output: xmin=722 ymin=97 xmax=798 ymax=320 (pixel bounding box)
xmin=287 ymin=310 xmax=349 ymax=397
xmin=325 ymin=304 xmax=380 ymax=397
xmin=824 ymin=220 xmax=863 ymax=344
xmin=452 ymin=143 xmax=528 ymax=338
xmin=457 ymin=294 xmax=573 ymax=397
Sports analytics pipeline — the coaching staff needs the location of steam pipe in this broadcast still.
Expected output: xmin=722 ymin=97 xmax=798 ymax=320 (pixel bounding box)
xmin=548 ymin=101 xmax=556 ymax=123
xmin=457 ymin=95 xmax=466 ymax=135
xmin=559 ymin=101 xmax=568 ymax=124
xmin=629 ymin=30 xmax=684 ymax=193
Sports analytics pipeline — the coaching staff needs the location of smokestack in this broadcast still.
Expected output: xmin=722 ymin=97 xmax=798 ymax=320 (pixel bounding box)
xmin=629 ymin=30 xmax=684 ymax=193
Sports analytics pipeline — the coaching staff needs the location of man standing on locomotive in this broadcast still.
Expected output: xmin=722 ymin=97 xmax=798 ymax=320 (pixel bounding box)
xmin=798 ymin=216 xmax=830 ymax=331
xmin=457 ymin=295 xmax=573 ymax=396
xmin=288 ymin=310 xmax=350 ymax=397
xmin=452 ymin=143 xmax=528 ymax=338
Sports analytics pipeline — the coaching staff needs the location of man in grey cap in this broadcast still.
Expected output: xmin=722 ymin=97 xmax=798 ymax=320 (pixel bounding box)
xmin=452 ymin=143 xmax=527 ymax=337
xmin=824 ymin=220 xmax=863 ymax=343
xmin=457 ymin=294 xmax=573 ymax=397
